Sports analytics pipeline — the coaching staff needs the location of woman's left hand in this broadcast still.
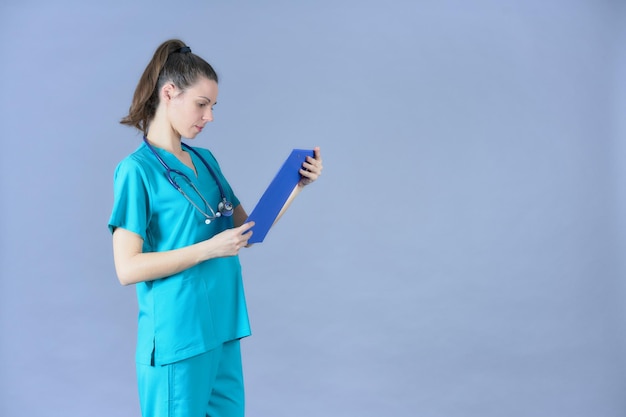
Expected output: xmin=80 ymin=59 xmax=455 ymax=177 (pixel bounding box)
xmin=299 ymin=147 xmax=323 ymax=186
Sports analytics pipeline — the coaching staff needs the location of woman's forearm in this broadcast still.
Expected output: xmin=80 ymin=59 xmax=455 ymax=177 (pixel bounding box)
xmin=113 ymin=230 xmax=217 ymax=285
xmin=113 ymin=222 xmax=253 ymax=285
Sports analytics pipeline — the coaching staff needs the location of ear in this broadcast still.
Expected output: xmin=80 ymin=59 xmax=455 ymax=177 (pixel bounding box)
xmin=160 ymin=83 xmax=177 ymax=102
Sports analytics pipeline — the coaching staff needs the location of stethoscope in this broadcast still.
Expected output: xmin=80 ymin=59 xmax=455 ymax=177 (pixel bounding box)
xmin=143 ymin=136 xmax=233 ymax=224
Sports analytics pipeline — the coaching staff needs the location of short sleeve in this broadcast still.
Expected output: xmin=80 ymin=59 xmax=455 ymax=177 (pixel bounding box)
xmin=108 ymin=157 xmax=151 ymax=242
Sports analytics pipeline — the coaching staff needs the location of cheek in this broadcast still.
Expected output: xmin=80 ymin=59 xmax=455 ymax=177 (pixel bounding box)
xmin=168 ymin=102 xmax=184 ymax=121
xmin=170 ymin=105 xmax=193 ymax=126
xmin=185 ymin=103 xmax=204 ymax=119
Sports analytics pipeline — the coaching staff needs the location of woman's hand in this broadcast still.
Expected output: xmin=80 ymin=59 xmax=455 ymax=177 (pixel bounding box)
xmin=112 ymin=222 xmax=255 ymax=286
xmin=299 ymin=147 xmax=323 ymax=186
xmin=205 ymin=221 xmax=254 ymax=258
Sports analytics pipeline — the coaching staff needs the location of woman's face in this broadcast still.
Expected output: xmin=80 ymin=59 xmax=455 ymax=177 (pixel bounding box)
xmin=167 ymin=76 xmax=219 ymax=139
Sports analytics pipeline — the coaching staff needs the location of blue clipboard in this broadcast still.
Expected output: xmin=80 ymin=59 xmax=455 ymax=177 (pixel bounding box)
xmin=245 ymin=149 xmax=314 ymax=243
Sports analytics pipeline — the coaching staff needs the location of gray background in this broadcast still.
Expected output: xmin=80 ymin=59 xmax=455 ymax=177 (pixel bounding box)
xmin=1 ymin=0 xmax=625 ymax=416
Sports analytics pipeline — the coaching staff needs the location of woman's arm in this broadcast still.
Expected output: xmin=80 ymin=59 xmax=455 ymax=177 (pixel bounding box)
xmin=232 ymin=204 xmax=249 ymax=228
xmin=112 ymin=221 xmax=254 ymax=286
xmin=220 ymin=147 xmax=322 ymax=243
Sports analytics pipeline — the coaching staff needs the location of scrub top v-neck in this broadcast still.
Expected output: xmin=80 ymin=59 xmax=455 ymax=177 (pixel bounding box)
xmin=108 ymin=142 xmax=251 ymax=366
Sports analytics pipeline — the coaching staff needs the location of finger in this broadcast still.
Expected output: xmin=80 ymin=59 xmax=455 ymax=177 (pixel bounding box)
xmin=238 ymin=221 xmax=255 ymax=232
xmin=313 ymin=146 xmax=322 ymax=162
xmin=302 ymin=159 xmax=322 ymax=174
xmin=304 ymin=148 xmax=322 ymax=168
xmin=299 ymin=168 xmax=317 ymax=181
xmin=240 ymin=232 xmax=253 ymax=249
xmin=242 ymin=230 xmax=253 ymax=241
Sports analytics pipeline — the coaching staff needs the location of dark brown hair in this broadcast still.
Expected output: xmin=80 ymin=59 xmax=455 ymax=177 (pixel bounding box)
xmin=120 ymin=39 xmax=219 ymax=134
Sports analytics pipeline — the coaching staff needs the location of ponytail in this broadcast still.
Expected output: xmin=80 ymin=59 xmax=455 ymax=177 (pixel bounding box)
xmin=120 ymin=39 xmax=219 ymax=134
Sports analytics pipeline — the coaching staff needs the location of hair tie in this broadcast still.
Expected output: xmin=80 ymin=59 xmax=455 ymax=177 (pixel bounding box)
xmin=176 ymin=46 xmax=192 ymax=54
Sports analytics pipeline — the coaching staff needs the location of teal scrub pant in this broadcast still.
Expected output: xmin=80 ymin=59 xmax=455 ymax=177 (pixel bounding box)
xmin=136 ymin=340 xmax=244 ymax=417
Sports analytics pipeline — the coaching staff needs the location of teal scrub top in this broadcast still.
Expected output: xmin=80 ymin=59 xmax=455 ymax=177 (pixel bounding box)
xmin=108 ymin=142 xmax=251 ymax=366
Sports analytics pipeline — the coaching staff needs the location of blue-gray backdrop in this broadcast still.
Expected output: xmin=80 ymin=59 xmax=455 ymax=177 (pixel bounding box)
xmin=1 ymin=1 xmax=625 ymax=416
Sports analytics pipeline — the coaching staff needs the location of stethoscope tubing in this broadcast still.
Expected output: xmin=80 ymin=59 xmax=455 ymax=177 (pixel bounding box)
xmin=143 ymin=137 xmax=233 ymax=220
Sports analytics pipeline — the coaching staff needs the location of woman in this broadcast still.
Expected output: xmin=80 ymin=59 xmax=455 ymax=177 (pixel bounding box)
xmin=108 ymin=39 xmax=322 ymax=417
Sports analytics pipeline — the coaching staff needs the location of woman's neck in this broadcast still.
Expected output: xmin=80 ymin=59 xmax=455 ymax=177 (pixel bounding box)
xmin=146 ymin=122 xmax=183 ymax=155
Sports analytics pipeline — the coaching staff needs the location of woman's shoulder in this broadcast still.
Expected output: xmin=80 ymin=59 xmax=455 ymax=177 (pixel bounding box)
xmin=114 ymin=143 xmax=154 ymax=176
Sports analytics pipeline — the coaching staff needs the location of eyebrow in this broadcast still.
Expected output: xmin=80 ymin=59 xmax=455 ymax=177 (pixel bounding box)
xmin=198 ymin=96 xmax=216 ymax=104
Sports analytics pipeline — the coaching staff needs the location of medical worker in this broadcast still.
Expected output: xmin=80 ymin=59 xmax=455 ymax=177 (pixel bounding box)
xmin=108 ymin=39 xmax=323 ymax=417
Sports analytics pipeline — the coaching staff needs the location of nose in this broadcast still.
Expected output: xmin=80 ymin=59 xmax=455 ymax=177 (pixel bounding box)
xmin=203 ymin=108 xmax=214 ymax=122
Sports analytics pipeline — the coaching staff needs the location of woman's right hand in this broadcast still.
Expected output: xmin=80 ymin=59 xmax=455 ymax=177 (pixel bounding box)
xmin=112 ymin=222 xmax=255 ymax=286
xmin=206 ymin=221 xmax=255 ymax=258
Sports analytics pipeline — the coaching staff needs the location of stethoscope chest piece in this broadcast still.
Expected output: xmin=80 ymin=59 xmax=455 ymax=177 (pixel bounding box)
xmin=218 ymin=199 xmax=234 ymax=217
